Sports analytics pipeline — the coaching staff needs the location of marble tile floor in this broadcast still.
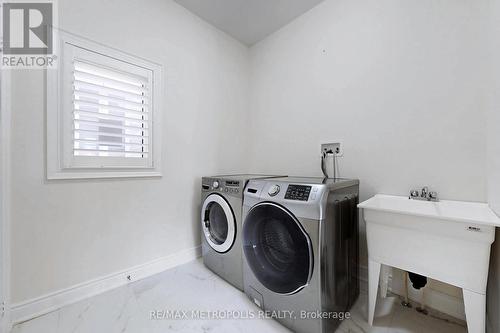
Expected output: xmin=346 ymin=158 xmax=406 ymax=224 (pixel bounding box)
xmin=12 ymin=259 xmax=467 ymax=333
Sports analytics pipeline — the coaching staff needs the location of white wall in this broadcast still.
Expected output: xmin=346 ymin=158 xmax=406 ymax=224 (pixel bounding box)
xmin=248 ymin=0 xmax=487 ymax=260
xmin=247 ymin=0 xmax=487 ymax=319
xmin=485 ymin=0 xmax=500 ymax=331
xmin=1 ymin=69 xmax=13 ymax=331
xmin=249 ymin=0 xmax=486 ymax=202
xmin=10 ymin=0 xmax=250 ymax=303
xmin=486 ymin=0 xmax=500 ymax=216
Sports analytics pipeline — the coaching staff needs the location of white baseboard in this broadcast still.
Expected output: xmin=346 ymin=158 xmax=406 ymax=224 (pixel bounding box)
xmin=11 ymin=245 xmax=201 ymax=325
xmin=359 ymin=264 xmax=465 ymax=320
xmin=390 ymin=284 xmax=465 ymax=320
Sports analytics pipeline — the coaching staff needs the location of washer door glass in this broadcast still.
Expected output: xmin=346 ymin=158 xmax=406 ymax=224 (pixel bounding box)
xmin=201 ymin=194 xmax=236 ymax=253
xmin=243 ymin=203 xmax=313 ymax=294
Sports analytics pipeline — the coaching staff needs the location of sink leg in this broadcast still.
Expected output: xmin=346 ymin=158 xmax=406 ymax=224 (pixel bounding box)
xmin=380 ymin=265 xmax=390 ymax=298
xmin=463 ymin=289 xmax=485 ymax=333
xmin=368 ymin=259 xmax=381 ymax=326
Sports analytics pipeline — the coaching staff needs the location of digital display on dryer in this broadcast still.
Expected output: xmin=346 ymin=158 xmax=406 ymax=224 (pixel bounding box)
xmin=225 ymin=180 xmax=240 ymax=187
xmin=284 ymin=185 xmax=311 ymax=201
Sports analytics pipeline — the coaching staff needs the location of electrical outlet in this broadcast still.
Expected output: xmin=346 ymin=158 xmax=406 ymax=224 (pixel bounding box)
xmin=321 ymin=142 xmax=343 ymax=157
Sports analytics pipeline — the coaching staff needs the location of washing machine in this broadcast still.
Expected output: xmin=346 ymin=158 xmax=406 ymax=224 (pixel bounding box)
xmin=200 ymin=174 xmax=283 ymax=291
xmin=242 ymin=177 xmax=360 ymax=333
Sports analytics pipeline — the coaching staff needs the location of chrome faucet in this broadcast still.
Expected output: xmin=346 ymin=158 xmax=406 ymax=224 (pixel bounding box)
xmin=420 ymin=186 xmax=428 ymax=199
xmin=428 ymin=191 xmax=439 ymax=201
xmin=409 ymin=186 xmax=439 ymax=202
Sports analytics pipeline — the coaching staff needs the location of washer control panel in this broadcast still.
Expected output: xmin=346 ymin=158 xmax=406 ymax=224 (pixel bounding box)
xmin=285 ymin=185 xmax=312 ymax=201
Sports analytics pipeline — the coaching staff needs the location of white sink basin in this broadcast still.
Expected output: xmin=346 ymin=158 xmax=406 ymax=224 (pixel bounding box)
xmin=359 ymin=194 xmax=500 ymax=227
xmin=359 ymin=194 xmax=500 ymax=333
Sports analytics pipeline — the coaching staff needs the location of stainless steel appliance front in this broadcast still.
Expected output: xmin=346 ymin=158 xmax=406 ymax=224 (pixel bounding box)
xmin=242 ymin=177 xmax=360 ymax=333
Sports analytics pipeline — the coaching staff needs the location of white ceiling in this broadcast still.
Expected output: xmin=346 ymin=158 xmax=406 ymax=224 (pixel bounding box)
xmin=174 ymin=0 xmax=326 ymax=46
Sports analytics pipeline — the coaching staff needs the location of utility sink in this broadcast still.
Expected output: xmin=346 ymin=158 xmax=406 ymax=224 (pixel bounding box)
xmin=358 ymin=194 xmax=500 ymax=333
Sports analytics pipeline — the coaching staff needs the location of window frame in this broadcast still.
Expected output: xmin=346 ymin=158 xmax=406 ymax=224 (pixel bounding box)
xmin=47 ymin=31 xmax=163 ymax=179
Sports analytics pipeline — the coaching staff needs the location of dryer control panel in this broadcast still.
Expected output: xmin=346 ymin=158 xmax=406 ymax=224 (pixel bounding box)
xmin=285 ymin=185 xmax=312 ymax=201
xmin=201 ymin=178 xmax=240 ymax=194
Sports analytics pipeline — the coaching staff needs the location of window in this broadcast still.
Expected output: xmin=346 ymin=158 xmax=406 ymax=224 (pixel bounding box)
xmin=47 ymin=31 xmax=162 ymax=179
xmin=73 ymin=60 xmax=149 ymax=160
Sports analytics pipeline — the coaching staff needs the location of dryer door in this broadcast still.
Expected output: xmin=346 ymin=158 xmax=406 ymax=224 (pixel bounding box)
xmin=201 ymin=194 xmax=236 ymax=253
xmin=243 ymin=202 xmax=313 ymax=294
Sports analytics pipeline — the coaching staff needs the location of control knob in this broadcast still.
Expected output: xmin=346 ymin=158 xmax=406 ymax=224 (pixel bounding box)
xmin=212 ymin=181 xmax=219 ymax=189
xmin=268 ymin=185 xmax=280 ymax=196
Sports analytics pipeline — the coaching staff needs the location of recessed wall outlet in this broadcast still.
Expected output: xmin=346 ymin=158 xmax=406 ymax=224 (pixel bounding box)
xmin=321 ymin=142 xmax=343 ymax=157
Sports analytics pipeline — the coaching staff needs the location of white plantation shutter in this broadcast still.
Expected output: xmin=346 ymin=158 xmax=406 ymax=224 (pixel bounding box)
xmin=46 ymin=32 xmax=162 ymax=179
xmin=72 ymin=60 xmax=149 ymax=159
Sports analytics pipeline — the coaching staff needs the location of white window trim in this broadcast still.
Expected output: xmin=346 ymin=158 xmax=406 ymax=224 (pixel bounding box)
xmin=47 ymin=30 xmax=163 ymax=179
